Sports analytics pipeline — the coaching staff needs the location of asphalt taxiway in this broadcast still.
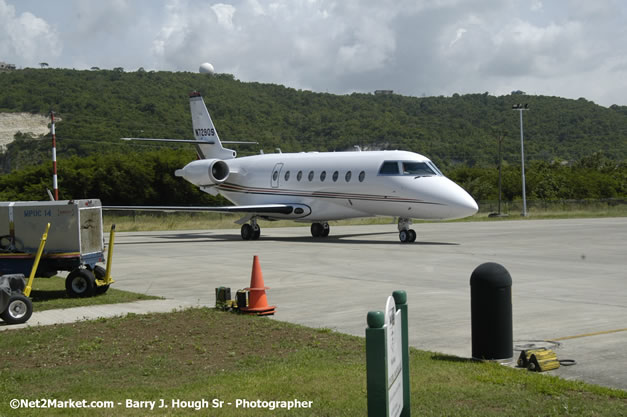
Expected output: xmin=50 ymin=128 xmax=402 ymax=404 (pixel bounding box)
xmin=106 ymin=217 xmax=626 ymax=390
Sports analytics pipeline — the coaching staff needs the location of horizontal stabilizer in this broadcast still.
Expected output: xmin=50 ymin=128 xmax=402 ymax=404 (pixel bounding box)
xmin=122 ymin=138 xmax=215 ymax=144
xmin=121 ymin=138 xmax=257 ymax=145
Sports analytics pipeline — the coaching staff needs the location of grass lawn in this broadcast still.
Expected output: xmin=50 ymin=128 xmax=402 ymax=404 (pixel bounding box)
xmin=0 ymin=308 xmax=624 ymax=416
xmin=27 ymin=276 xmax=161 ymax=312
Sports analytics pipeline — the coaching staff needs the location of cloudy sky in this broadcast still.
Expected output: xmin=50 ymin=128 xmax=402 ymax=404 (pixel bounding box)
xmin=2 ymin=0 xmax=626 ymax=106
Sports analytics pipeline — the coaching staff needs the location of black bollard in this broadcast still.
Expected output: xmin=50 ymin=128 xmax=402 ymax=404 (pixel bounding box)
xmin=470 ymin=262 xmax=513 ymax=360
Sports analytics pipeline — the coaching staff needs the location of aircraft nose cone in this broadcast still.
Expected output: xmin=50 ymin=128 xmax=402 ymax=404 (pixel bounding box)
xmin=454 ymin=189 xmax=479 ymax=218
xmin=420 ymin=177 xmax=479 ymax=219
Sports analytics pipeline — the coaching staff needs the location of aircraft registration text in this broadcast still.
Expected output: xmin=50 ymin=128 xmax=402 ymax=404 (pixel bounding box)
xmin=195 ymin=128 xmax=216 ymax=137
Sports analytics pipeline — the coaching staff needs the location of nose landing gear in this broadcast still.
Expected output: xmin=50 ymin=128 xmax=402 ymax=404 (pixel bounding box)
xmin=398 ymin=218 xmax=416 ymax=243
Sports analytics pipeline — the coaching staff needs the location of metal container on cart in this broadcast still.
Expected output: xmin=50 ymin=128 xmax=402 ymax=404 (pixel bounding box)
xmin=0 ymin=199 xmax=109 ymax=297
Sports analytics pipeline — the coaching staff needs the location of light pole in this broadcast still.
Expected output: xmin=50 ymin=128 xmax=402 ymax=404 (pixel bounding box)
xmin=488 ymin=133 xmax=507 ymax=218
xmin=497 ymin=133 xmax=505 ymax=216
xmin=512 ymin=104 xmax=529 ymax=216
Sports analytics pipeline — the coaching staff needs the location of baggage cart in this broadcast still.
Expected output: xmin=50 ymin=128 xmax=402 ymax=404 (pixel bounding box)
xmin=0 ymin=199 xmax=112 ymax=297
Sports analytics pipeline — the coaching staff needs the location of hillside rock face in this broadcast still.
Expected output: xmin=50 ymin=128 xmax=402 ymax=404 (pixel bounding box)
xmin=0 ymin=113 xmax=55 ymax=148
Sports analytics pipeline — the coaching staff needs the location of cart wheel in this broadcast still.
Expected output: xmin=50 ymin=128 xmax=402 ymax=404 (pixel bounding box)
xmin=1 ymin=294 xmax=33 ymax=324
xmin=65 ymin=268 xmax=96 ymax=298
xmin=93 ymin=265 xmax=110 ymax=295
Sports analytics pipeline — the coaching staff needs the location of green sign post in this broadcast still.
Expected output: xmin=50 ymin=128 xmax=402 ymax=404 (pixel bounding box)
xmin=366 ymin=290 xmax=411 ymax=417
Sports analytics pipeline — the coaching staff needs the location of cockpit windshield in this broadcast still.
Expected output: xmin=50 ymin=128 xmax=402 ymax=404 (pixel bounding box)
xmin=427 ymin=161 xmax=443 ymax=176
xmin=402 ymin=162 xmax=437 ymax=177
xmin=378 ymin=160 xmax=444 ymax=177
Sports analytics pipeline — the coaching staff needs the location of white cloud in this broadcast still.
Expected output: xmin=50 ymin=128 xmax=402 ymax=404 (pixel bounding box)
xmin=4 ymin=0 xmax=627 ymax=106
xmin=150 ymin=0 xmax=399 ymax=89
xmin=0 ymin=0 xmax=60 ymax=64
xmin=211 ymin=3 xmax=237 ymax=30
xmin=449 ymin=28 xmax=467 ymax=47
xmin=484 ymin=19 xmax=584 ymax=77
xmin=531 ymin=0 xmax=543 ymax=12
xmin=71 ymin=0 xmax=132 ymax=35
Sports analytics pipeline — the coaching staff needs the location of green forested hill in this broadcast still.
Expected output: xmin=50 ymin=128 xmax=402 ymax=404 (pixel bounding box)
xmin=0 ymin=68 xmax=625 ymax=204
xmin=1 ymin=68 xmax=626 ymax=170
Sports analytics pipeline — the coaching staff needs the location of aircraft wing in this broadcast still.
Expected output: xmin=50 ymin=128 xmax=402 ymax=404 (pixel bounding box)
xmin=103 ymin=204 xmax=295 ymax=215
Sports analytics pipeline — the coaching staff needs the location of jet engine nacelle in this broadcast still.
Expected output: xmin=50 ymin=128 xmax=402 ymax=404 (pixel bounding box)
xmin=175 ymin=159 xmax=230 ymax=186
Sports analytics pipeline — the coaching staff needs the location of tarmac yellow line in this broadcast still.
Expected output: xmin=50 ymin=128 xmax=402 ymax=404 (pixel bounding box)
xmin=554 ymin=328 xmax=627 ymax=341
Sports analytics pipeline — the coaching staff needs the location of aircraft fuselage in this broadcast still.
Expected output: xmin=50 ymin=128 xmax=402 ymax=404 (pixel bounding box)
xmin=119 ymin=92 xmax=478 ymax=242
xmin=205 ymin=150 xmax=478 ymax=222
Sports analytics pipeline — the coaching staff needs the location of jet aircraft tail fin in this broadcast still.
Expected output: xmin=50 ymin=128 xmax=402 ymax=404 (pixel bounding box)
xmin=122 ymin=92 xmax=256 ymax=159
xmin=189 ymin=91 xmax=236 ymax=160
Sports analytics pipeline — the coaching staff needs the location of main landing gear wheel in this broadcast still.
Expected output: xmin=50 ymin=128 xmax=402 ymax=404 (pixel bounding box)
xmin=399 ymin=229 xmax=417 ymax=243
xmin=0 ymin=293 xmax=33 ymax=324
xmin=311 ymin=222 xmax=330 ymax=238
xmin=241 ymin=223 xmax=261 ymax=240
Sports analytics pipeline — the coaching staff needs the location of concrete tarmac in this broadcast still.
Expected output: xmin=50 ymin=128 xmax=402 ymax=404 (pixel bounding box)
xmin=4 ymin=218 xmax=626 ymax=391
xmin=107 ymin=217 xmax=627 ymax=390
xmin=0 ymin=299 xmax=197 ymax=330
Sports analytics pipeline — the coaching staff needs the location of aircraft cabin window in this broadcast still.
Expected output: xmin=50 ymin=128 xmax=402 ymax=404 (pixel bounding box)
xmin=320 ymin=171 xmax=327 ymax=181
xmin=332 ymin=171 xmax=339 ymax=182
xmin=272 ymin=171 xmax=279 ymax=181
xmin=379 ymin=161 xmax=400 ymax=175
xmin=402 ymin=162 xmax=436 ymax=177
xmin=297 ymin=170 xmax=303 ymax=181
xmin=284 ymin=170 xmax=290 ymax=181
xmin=345 ymin=171 xmax=352 ymax=182
xmin=308 ymin=170 xmax=314 ymax=181
xmin=359 ymin=171 xmax=365 ymax=182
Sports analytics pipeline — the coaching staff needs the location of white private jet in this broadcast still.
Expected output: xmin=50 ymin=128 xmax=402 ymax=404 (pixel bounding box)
xmin=110 ymin=91 xmax=478 ymax=243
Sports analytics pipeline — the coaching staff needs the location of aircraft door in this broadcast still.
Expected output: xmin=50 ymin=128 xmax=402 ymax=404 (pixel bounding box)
xmin=271 ymin=163 xmax=283 ymax=188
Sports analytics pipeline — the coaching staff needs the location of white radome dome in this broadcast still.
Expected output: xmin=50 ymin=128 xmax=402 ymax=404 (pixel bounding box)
xmin=199 ymin=63 xmax=215 ymax=74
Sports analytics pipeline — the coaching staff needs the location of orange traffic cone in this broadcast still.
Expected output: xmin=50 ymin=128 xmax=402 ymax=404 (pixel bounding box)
xmin=240 ymin=255 xmax=276 ymax=316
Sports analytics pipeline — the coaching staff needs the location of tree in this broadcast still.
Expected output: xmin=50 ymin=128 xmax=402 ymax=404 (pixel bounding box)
xmin=0 ymin=67 xmax=625 ymax=176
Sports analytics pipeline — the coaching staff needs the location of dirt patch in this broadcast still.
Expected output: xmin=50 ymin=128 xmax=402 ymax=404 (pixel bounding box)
xmin=0 ymin=113 xmax=57 ymax=148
